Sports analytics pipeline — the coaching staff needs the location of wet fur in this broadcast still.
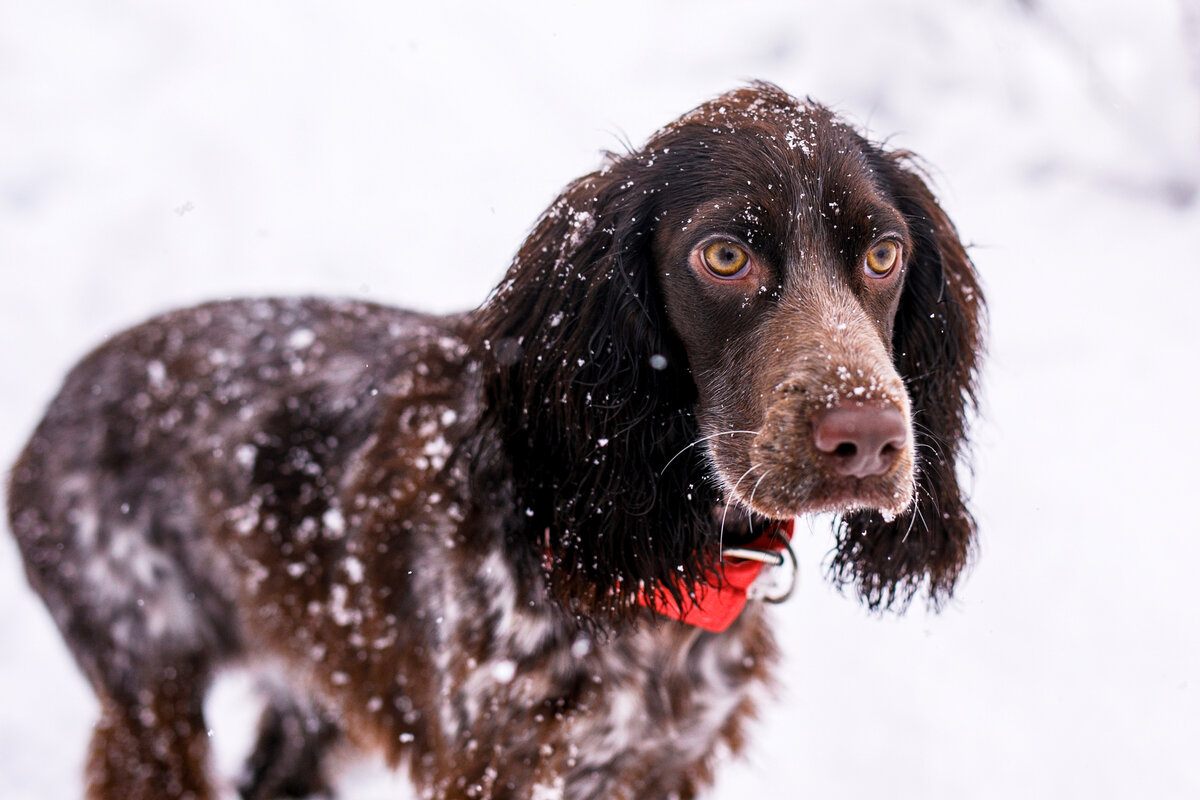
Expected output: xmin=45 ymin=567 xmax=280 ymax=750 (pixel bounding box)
xmin=7 ymin=84 xmax=984 ymax=800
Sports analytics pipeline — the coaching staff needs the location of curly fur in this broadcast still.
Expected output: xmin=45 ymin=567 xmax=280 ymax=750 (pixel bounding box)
xmin=7 ymin=83 xmax=984 ymax=800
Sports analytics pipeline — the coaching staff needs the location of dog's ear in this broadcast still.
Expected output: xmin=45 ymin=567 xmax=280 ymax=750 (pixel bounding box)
xmin=471 ymin=155 xmax=717 ymax=620
xmin=832 ymin=153 xmax=986 ymax=610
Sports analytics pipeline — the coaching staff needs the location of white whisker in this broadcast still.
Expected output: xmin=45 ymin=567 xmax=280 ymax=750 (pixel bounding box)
xmin=901 ymin=487 xmax=920 ymax=543
xmin=746 ymin=469 xmax=772 ymax=539
xmin=747 ymin=469 xmax=771 ymax=511
xmin=659 ymin=429 xmax=759 ymax=476
xmin=719 ymin=464 xmax=759 ymax=553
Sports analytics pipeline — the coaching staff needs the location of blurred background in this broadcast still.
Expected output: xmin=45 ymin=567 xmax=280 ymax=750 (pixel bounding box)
xmin=2 ymin=1 xmax=1199 ymax=797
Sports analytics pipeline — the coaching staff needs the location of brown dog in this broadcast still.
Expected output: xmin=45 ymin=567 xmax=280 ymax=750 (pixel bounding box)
xmin=8 ymin=83 xmax=984 ymax=800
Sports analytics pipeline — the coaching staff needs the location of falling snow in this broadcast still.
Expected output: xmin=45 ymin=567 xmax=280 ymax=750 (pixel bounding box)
xmin=1 ymin=3 xmax=1198 ymax=800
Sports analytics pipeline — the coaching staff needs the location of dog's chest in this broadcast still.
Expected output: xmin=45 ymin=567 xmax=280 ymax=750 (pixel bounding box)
xmin=334 ymin=525 xmax=776 ymax=794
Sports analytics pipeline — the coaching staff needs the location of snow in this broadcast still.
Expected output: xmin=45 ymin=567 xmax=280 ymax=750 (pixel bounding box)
xmin=2 ymin=0 xmax=1199 ymax=798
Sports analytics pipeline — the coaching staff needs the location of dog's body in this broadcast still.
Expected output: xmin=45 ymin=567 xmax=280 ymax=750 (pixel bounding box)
xmin=12 ymin=298 xmax=767 ymax=798
xmin=8 ymin=85 xmax=983 ymax=800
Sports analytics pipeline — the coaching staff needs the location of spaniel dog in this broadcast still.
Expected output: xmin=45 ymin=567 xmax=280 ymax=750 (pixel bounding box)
xmin=7 ymin=83 xmax=984 ymax=800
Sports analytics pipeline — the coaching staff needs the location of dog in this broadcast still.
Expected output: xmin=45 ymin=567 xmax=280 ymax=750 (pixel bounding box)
xmin=7 ymin=83 xmax=984 ymax=800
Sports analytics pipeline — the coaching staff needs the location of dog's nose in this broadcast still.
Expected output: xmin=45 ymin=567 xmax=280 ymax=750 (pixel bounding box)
xmin=813 ymin=403 xmax=908 ymax=478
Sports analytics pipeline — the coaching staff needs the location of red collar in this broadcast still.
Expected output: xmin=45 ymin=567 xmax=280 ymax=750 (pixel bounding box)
xmin=639 ymin=519 xmax=795 ymax=632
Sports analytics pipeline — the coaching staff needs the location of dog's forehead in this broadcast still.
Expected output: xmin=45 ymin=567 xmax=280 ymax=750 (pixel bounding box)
xmin=640 ymin=95 xmax=904 ymax=262
xmin=658 ymin=89 xmax=860 ymax=168
xmin=646 ymin=92 xmax=893 ymax=226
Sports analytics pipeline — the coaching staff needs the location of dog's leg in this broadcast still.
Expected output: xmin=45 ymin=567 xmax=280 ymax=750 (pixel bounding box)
xmin=238 ymin=690 xmax=340 ymax=800
xmin=10 ymin=455 xmax=238 ymax=798
xmin=84 ymin=655 xmax=214 ymax=800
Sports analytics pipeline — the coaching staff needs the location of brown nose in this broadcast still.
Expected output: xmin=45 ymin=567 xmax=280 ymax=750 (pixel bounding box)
xmin=813 ymin=403 xmax=908 ymax=478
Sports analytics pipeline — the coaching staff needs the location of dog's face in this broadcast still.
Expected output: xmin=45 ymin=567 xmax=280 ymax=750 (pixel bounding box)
xmin=478 ymin=83 xmax=982 ymax=613
xmin=648 ymin=100 xmax=916 ymax=521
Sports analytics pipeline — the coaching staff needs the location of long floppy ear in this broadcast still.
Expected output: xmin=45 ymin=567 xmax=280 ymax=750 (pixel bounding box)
xmin=831 ymin=153 xmax=986 ymax=610
xmin=469 ymin=155 xmax=720 ymax=620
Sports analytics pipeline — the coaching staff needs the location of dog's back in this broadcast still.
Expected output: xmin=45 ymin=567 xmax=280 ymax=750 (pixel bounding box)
xmin=7 ymin=297 xmax=467 ymax=798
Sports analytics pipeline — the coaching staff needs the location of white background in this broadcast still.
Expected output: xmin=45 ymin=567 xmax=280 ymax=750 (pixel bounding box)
xmin=2 ymin=1 xmax=1199 ymax=797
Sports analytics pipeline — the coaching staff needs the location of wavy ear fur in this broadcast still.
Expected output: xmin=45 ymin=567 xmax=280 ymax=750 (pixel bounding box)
xmin=832 ymin=153 xmax=986 ymax=610
xmin=470 ymin=102 xmax=985 ymax=619
xmin=469 ymin=157 xmax=720 ymax=620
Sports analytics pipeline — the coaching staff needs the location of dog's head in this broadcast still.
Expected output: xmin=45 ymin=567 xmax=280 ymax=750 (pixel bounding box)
xmin=474 ymin=83 xmax=984 ymax=617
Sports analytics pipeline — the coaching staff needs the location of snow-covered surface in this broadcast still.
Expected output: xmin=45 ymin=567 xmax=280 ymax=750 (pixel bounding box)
xmin=3 ymin=1 xmax=1199 ymax=797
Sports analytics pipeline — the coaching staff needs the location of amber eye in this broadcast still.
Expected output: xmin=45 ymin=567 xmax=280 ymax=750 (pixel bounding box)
xmin=702 ymin=241 xmax=749 ymax=278
xmin=865 ymin=240 xmax=900 ymax=277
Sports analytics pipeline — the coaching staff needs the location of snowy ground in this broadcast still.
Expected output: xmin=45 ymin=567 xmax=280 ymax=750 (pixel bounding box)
xmin=2 ymin=1 xmax=1199 ymax=798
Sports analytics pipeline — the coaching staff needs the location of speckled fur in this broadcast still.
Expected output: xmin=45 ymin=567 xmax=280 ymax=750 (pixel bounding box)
xmin=7 ymin=84 xmax=983 ymax=800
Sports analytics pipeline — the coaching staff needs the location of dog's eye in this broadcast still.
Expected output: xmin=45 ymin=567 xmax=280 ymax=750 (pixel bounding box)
xmin=702 ymin=241 xmax=749 ymax=278
xmin=865 ymin=240 xmax=900 ymax=277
